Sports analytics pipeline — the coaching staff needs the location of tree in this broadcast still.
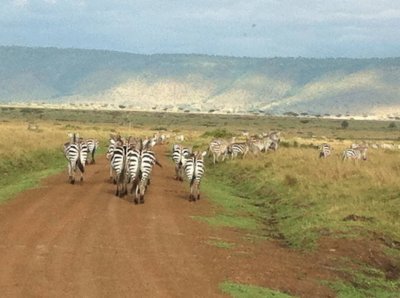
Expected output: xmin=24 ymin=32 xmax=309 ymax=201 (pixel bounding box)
xmin=388 ymin=122 xmax=397 ymax=129
xmin=341 ymin=120 xmax=349 ymax=129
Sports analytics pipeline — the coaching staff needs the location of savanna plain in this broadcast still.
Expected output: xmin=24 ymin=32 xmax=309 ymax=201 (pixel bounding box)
xmin=0 ymin=107 xmax=399 ymax=297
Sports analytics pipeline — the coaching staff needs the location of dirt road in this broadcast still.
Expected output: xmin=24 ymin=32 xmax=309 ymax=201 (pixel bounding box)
xmin=0 ymin=145 xmax=336 ymax=297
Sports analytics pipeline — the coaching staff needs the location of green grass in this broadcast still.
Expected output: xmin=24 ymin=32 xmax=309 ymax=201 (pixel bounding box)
xmin=324 ymin=263 xmax=400 ymax=298
xmin=0 ymin=148 xmax=66 ymax=203
xmin=219 ymin=281 xmax=295 ymax=298
xmin=206 ymin=239 xmax=235 ymax=249
xmin=194 ymin=177 xmax=260 ymax=231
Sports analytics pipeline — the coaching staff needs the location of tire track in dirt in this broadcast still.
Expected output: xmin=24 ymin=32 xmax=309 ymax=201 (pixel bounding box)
xmin=0 ymin=145 xmax=336 ymax=297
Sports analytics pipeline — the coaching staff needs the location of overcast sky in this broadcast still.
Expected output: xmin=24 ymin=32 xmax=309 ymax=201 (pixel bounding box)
xmin=1 ymin=0 xmax=399 ymax=57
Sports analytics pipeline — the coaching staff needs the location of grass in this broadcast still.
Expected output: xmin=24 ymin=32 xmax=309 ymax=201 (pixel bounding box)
xmin=324 ymin=263 xmax=400 ymax=298
xmin=193 ymin=177 xmax=260 ymax=231
xmin=0 ymin=148 xmax=66 ymax=203
xmin=1 ymin=109 xmax=400 ymax=297
xmin=206 ymin=239 xmax=235 ymax=249
xmin=219 ymin=281 xmax=295 ymax=298
xmin=204 ymin=147 xmax=400 ymax=250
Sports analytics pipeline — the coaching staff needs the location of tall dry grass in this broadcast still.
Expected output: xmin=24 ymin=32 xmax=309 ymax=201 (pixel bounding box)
xmin=205 ymin=142 xmax=400 ymax=248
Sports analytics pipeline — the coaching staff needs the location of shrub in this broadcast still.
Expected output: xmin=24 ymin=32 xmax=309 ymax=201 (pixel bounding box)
xmin=341 ymin=120 xmax=349 ymax=129
xmin=201 ymin=129 xmax=234 ymax=138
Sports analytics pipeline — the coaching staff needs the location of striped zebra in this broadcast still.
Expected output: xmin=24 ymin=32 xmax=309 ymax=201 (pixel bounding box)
xmin=228 ymin=142 xmax=249 ymax=159
xmin=63 ymin=133 xmax=87 ymax=184
xmin=134 ymin=149 xmax=162 ymax=204
xmin=111 ymin=144 xmax=130 ymax=197
xmin=342 ymin=147 xmax=368 ymax=161
xmin=183 ymin=151 xmax=207 ymax=202
xmin=172 ymin=144 xmax=191 ymax=180
xmin=208 ymin=139 xmax=229 ymax=164
xmin=249 ymin=137 xmax=274 ymax=153
xmin=319 ymin=143 xmax=332 ymax=158
xmin=86 ymin=138 xmax=99 ymax=164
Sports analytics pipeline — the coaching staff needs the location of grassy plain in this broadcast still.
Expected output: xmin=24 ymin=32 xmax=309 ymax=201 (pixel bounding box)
xmin=1 ymin=107 xmax=399 ymax=296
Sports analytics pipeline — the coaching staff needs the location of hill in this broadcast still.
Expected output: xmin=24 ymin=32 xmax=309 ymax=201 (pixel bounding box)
xmin=1 ymin=46 xmax=399 ymax=116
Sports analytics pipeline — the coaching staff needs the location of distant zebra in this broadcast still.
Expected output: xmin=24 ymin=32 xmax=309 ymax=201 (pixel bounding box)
xmin=228 ymin=142 xmax=249 ymax=159
xmin=172 ymin=144 xmax=191 ymax=180
xmin=342 ymin=147 xmax=368 ymax=161
xmin=319 ymin=143 xmax=332 ymax=158
xmin=183 ymin=151 xmax=207 ymax=202
xmin=208 ymin=139 xmax=229 ymax=164
xmin=63 ymin=133 xmax=87 ymax=184
xmin=86 ymin=138 xmax=99 ymax=164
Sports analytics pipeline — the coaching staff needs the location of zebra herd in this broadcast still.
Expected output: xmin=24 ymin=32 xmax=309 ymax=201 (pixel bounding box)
xmin=106 ymin=134 xmax=162 ymax=204
xmin=63 ymin=132 xmax=206 ymax=203
xmin=63 ymin=129 xmax=387 ymax=204
xmin=208 ymin=132 xmax=281 ymax=164
xmin=318 ymin=143 xmax=368 ymax=161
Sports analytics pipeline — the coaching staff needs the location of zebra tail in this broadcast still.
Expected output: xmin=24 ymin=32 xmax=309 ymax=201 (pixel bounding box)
xmin=77 ymin=159 xmax=85 ymax=173
xmin=190 ymin=176 xmax=196 ymax=187
xmin=155 ymin=160 xmax=163 ymax=168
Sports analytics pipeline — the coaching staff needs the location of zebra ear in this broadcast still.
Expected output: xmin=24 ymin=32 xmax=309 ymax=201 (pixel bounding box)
xmin=68 ymin=132 xmax=73 ymax=138
xmin=201 ymin=151 xmax=207 ymax=157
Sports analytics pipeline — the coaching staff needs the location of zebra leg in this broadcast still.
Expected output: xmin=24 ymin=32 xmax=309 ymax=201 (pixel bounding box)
xmin=139 ymin=180 xmax=146 ymax=204
xmin=68 ymin=162 xmax=74 ymax=184
xmin=134 ymin=184 xmax=140 ymax=204
xmin=91 ymin=149 xmax=96 ymax=164
xmin=175 ymin=164 xmax=179 ymax=180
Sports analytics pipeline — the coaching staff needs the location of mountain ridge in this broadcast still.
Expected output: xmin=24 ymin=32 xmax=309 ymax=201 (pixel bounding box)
xmin=1 ymin=46 xmax=399 ymax=116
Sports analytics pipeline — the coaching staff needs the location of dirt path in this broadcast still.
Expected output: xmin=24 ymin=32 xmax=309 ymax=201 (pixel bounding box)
xmin=0 ymin=145 xmax=337 ymax=297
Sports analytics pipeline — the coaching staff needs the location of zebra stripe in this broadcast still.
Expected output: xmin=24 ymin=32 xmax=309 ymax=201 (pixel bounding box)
xmin=86 ymin=138 xmax=99 ymax=164
xmin=228 ymin=143 xmax=249 ymax=159
xmin=172 ymin=144 xmax=191 ymax=180
xmin=63 ymin=134 xmax=86 ymax=184
xmin=111 ymin=145 xmax=130 ymax=197
xmin=319 ymin=143 xmax=331 ymax=158
xmin=342 ymin=148 xmax=367 ymax=160
xmin=183 ymin=151 xmax=206 ymax=202
xmin=135 ymin=149 xmax=159 ymax=204
xmin=208 ymin=139 xmax=228 ymax=164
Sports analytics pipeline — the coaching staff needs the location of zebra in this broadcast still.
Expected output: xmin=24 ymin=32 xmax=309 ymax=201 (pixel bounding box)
xmin=111 ymin=144 xmax=130 ymax=197
xmin=63 ymin=133 xmax=87 ymax=184
xmin=86 ymin=138 xmax=99 ymax=164
xmin=342 ymin=147 xmax=368 ymax=161
xmin=228 ymin=142 xmax=249 ymax=159
xmin=183 ymin=151 xmax=207 ymax=202
xmin=208 ymin=139 xmax=229 ymax=164
xmin=319 ymin=143 xmax=332 ymax=158
xmin=172 ymin=144 xmax=191 ymax=181
xmin=249 ymin=137 xmax=274 ymax=153
xmin=134 ymin=146 xmax=162 ymax=204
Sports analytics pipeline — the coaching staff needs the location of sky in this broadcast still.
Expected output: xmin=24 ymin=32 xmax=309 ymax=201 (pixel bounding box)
xmin=1 ymin=0 xmax=399 ymax=58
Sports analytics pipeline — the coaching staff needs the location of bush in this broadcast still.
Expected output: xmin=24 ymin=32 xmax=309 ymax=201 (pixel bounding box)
xmin=201 ymin=129 xmax=234 ymax=138
xmin=388 ymin=122 xmax=397 ymax=129
xmin=341 ymin=120 xmax=349 ymax=129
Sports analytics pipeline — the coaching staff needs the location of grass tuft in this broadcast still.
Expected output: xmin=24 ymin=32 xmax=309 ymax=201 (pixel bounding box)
xmin=219 ymin=281 xmax=295 ymax=298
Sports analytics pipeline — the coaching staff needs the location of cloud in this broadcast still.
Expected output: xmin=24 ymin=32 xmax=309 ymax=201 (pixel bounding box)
xmin=12 ymin=0 xmax=28 ymax=8
xmin=1 ymin=0 xmax=400 ymax=57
